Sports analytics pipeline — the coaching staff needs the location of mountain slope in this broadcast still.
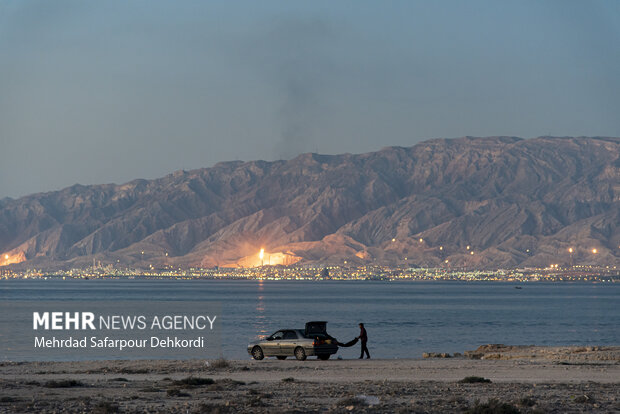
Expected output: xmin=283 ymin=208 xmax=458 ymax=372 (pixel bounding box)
xmin=1 ymin=136 xmax=618 ymax=269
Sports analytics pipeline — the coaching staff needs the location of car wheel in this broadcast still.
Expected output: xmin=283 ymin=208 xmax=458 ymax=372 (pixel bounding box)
xmin=294 ymin=347 xmax=307 ymax=361
xmin=251 ymin=346 xmax=264 ymax=360
xmin=317 ymin=354 xmax=330 ymax=360
xmin=276 ymin=356 xmax=287 ymax=360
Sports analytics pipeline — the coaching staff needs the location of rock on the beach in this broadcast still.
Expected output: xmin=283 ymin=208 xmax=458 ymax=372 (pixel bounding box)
xmin=464 ymin=344 xmax=620 ymax=362
xmin=423 ymin=352 xmax=452 ymax=358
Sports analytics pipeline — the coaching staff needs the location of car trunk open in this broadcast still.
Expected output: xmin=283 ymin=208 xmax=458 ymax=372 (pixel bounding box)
xmin=305 ymin=321 xmax=328 ymax=337
xmin=305 ymin=321 xmax=338 ymax=355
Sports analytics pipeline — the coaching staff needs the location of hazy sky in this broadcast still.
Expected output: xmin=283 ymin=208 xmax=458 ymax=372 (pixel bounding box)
xmin=1 ymin=1 xmax=619 ymax=198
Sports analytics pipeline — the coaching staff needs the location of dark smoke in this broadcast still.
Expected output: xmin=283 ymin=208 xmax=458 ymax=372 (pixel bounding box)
xmin=248 ymin=17 xmax=338 ymax=159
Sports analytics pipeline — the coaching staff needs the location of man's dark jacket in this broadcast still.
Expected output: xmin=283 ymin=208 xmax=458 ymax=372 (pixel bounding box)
xmin=359 ymin=326 xmax=368 ymax=343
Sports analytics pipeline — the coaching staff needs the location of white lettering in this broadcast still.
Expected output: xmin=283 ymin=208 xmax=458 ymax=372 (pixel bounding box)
xmin=82 ymin=312 xmax=95 ymax=330
xmin=33 ymin=312 xmax=96 ymax=330
xmin=51 ymin=312 xmax=63 ymax=330
xmin=65 ymin=312 xmax=79 ymax=329
xmin=33 ymin=312 xmax=49 ymax=330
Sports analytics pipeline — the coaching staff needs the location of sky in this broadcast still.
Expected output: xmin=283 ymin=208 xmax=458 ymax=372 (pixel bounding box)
xmin=1 ymin=0 xmax=619 ymax=198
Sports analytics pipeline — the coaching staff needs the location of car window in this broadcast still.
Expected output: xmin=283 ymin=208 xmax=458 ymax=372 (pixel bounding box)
xmin=270 ymin=331 xmax=284 ymax=340
xmin=283 ymin=330 xmax=297 ymax=340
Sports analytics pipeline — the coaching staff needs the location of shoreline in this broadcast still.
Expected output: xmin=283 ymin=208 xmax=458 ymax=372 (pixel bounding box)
xmin=3 ymin=276 xmax=619 ymax=282
xmin=1 ymin=346 xmax=618 ymax=412
xmin=2 ymin=357 xmax=618 ymax=384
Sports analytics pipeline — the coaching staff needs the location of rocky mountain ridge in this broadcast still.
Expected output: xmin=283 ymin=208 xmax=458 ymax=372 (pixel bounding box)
xmin=1 ymin=136 xmax=618 ymax=269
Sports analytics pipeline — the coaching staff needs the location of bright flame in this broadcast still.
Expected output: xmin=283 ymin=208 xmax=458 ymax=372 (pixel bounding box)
xmin=225 ymin=250 xmax=301 ymax=268
xmin=259 ymin=248 xmax=264 ymax=260
xmin=1 ymin=251 xmax=26 ymax=266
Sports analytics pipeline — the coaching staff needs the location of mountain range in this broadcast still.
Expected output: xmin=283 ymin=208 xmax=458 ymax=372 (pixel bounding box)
xmin=1 ymin=136 xmax=618 ymax=270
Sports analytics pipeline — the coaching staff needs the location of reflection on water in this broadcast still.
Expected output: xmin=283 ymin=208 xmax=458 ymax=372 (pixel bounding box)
xmin=253 ymin=279 xmax=268 ymax=337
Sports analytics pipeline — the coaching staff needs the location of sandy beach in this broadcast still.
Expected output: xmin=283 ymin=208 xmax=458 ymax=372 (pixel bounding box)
xmin=1 ymin=345 xmax=618 ymax=413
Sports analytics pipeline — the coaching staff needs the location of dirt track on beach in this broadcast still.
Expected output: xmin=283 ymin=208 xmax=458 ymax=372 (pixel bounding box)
xmin=1 ymin=346 xmax=618 ymax=413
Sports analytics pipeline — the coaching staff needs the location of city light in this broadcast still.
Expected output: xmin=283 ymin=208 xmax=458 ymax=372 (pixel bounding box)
xmin=592 ymin=248 xmax=598 ymax=254
xmin=568 ymin=247 xmax=573 ymax=253
xmin=4 ymin=254 xmax=7 ymax=260
xmin=1 ymin=262 xmax=616 ymax=282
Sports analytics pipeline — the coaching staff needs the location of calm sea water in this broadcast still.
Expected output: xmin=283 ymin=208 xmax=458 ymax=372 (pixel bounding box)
xmin=1 ymin=279 xmax=618 ymax=360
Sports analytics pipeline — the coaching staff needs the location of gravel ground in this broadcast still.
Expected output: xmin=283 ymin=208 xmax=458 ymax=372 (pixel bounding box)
xmin=1 ymin=346 xmax=618 ymax=413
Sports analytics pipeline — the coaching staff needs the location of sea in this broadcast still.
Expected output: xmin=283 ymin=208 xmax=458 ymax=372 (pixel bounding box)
xmin=1 ymin=279 xmax=618 ymax=360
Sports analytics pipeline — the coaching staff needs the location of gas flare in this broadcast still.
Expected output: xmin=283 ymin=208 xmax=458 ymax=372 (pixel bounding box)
xmin=0 ymin=251 xmax=26 ymax=266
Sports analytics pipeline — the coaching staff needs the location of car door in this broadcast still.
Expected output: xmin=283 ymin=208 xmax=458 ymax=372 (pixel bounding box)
xmin=263 ymin=331 xmax=284 ymax=356
xmin=279 ymin=330 xmax=300 ymax=356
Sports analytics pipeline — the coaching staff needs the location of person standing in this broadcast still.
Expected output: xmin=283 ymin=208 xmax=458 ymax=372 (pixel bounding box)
xmin=358 ymin=323 xmax=370 ymax=359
